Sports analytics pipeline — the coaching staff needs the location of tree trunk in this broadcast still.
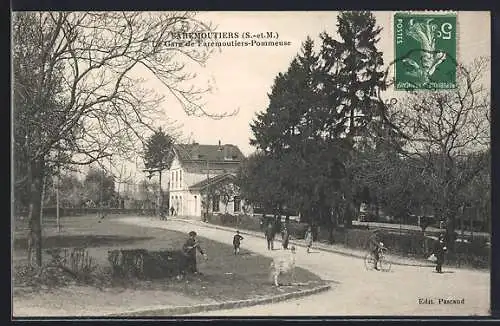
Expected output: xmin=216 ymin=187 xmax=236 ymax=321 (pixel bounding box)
xmin=27 ymin=161 xmax=44 ymax=267
xmin=344 ymin=201 xmax=353 ymax=229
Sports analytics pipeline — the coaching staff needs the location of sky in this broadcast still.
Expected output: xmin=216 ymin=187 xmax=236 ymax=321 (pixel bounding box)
xmin=84 ymin=11 xmax=492 ymax=185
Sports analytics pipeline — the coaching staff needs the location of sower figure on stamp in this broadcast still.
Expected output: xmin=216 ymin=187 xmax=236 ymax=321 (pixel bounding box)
xmin=182 ymin=231 xmax=207 ymax=274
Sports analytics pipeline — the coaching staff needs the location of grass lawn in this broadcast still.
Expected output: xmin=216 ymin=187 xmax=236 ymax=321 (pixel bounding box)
xmin=13 ymin=215 xmax=325 ymax=316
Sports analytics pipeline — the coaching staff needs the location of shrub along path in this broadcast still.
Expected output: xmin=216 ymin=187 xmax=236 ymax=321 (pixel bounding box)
xmin=13 ymin=215 xmax=326 ymax=317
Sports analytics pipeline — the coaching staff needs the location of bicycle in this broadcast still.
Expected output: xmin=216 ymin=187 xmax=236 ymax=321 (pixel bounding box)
xmin=364 ymin=247 xmax=392 ymax=272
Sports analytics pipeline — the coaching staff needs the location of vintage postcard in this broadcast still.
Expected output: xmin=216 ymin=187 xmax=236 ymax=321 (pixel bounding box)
xmin=11 ymin=10 xmax=491 ymax=318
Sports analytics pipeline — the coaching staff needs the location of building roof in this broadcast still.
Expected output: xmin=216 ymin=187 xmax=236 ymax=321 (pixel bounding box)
xmin=173 ymin=143 xmax=245 ymax=174
xmin=174 ymin=143 xmax=245 ymax=163
xmin=189 ymin=173 xmax=236 ymax=191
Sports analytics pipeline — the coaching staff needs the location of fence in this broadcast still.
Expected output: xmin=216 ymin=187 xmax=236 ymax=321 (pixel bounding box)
xmin=207 ymin=213 xmax=490 ymax=269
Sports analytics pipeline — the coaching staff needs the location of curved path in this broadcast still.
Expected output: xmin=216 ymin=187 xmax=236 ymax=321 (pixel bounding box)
xmin=118 ymin=217 xmax=490 ymax=316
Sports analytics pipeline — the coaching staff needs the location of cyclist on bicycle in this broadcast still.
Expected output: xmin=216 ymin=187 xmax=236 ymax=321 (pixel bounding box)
xmin=368 ymin=230 xmax=384 ymax=270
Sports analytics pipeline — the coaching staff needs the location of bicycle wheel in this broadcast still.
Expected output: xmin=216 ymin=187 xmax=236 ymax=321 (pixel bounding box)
xmin=364 ymin=253 xmax=375 ymax=270
xmin=379 ymin=257 xmax=392 ymax=272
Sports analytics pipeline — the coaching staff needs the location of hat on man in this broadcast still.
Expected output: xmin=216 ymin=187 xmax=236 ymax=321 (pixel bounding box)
xmin=188 ymin=231 xmax=197 ymax=237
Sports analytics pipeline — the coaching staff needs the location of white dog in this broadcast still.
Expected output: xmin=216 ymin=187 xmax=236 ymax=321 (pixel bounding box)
xmin=269 ymin=246 xmax=296 ymax=286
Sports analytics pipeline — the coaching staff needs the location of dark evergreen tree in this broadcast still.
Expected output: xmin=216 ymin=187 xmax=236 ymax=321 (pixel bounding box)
xmin=318 ymin=11 xmax=388 ymax=227
xmin=320 ymin=11 xmax=386 ymax=142
xmin=143 ymin=128 xmax=175 ymax=172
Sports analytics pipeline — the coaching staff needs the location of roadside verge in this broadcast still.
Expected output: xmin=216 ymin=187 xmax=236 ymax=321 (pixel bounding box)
xmin=107 ymin=283 xmax=331 ymax=316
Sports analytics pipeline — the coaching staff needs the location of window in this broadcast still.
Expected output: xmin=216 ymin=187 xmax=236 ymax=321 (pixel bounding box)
xmin=179 ymin=170 xmax=182 ymax=188
xmin=175 ymin=171 xmax=178 ymax=188
xmin=194 ymin=196 xmax=197 ymax=213
xmin=212 ymin=195 xmax=220 ymax=212
xmin=171 ymin=172 xmax=174 ymax=188
xmin=234 ymin=196 xmax=241 ymax=212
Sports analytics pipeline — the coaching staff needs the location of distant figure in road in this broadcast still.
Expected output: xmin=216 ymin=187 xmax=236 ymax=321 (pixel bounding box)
xmin=170 ymin=206 xmax=175 ymax=216
xmin=233 ymin=230 xmax=244 ymax=255
xmin=160 ymin=208 xmax=167 ymax=221
xmin=282 ymin=226 xmax=290 ymax=250
xmin=182 ymin=231 xmax=207 ymax=274
xmin=265 ymin=222 xmax=275 ymax=250
xmin=260 ymin=214 xmax=267 ymax=231
xmin=433 ymin=234 xmax=447 ymax=273
xmin=304 ymin=226 xmax=313 ymax=253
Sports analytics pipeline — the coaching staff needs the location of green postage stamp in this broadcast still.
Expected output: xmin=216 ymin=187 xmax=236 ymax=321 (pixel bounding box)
xmin=394 ymin=12 xmax=457 ymax=90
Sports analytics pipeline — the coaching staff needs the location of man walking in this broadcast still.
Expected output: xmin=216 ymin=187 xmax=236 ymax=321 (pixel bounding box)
xmin=265 ymin=222 xmax=275 ymax=250
xmin=304 ymin=226 xmax=313 ymax=253
xmin=434 ymin=234 xmax=447 ymax=273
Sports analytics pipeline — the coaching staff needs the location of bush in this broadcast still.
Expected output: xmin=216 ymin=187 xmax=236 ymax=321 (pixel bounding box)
xmin=107 ymin=249 xmax=186 ymax=279
xmin=14 ymin=247 xmax=101 ymax=289
xmin=288 ymin=223 xmax=308 ymax=240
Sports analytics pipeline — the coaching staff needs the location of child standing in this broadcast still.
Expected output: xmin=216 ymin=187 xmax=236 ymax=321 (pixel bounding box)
xmin=233 ymin=230 xmax=244 ymax=255
xmin=282 ymin=226 xmax=290 ymax=250
xmin=304 ymin=226 xmax=313 ymax=253
xmin=265 ymin=222 xmax=275 ymax=250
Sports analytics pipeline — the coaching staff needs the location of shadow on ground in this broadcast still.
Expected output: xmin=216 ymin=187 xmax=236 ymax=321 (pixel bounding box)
xmin=13 ymin=235 xmax=154 ymax=250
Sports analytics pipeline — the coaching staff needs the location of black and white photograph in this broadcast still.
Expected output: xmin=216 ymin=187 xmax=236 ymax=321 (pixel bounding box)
xmin=11 ymin=10 xmax=491 ymax=317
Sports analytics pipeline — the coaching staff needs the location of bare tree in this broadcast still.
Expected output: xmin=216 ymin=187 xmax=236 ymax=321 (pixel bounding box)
xmin=386 ymin=57 xmax=490 ymax=243
xmin=12 ymin=11 xmax=235 ymax=266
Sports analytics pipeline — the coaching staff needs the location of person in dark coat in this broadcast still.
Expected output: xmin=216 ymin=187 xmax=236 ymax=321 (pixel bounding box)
xmin=265 ymin=222 xmax=275 ymax=250
xmin=182 ymin=231 xmax=207 ymax=274
xmin=233 ymin=230 xmax=244 ymax=255
xmin=434 ymin=234 xmax=447 ymax=273
xmin=304 ymin=226 xmax=313 ymax=253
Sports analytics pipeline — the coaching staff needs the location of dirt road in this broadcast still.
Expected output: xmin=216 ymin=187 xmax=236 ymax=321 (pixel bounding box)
xmin=118 ymin=217 xmax=490 ymax=316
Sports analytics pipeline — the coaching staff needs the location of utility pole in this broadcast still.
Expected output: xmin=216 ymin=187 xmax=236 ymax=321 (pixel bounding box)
xmin=205 ymin=159 xmax=210 ymax=222
xmin=100 ymin=166 xmax=103 ymax=218
xmin=159 ymin=169 xmax=163 ymax=216
xmin=56 ymin=164 xmax=60 ymax=232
